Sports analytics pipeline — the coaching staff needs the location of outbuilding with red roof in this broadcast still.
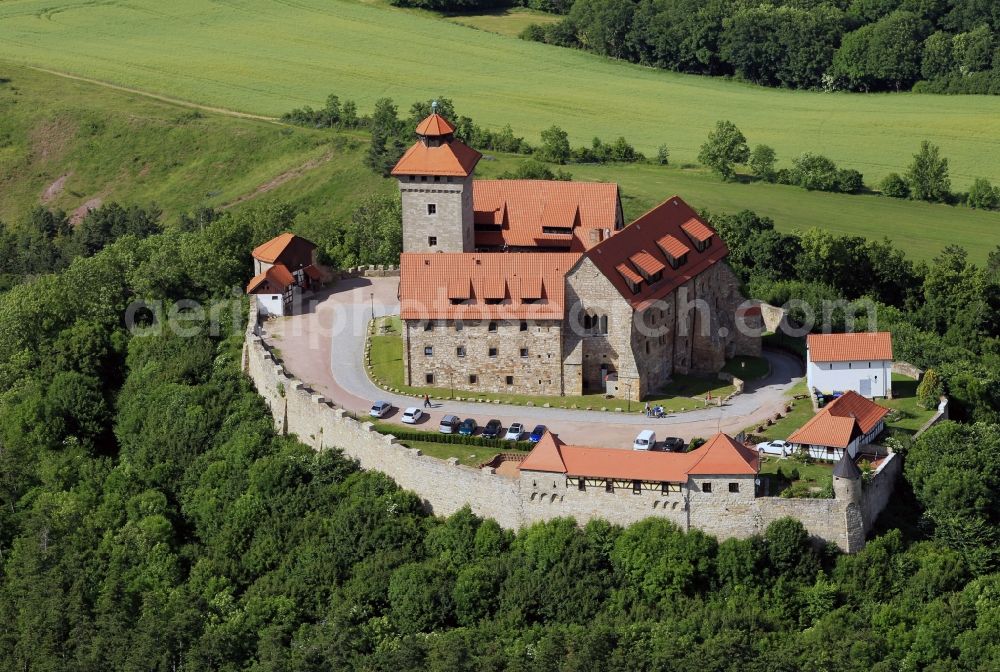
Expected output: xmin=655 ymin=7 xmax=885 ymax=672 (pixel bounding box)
xmin=806 ymin=332 xmax=893 ymax=399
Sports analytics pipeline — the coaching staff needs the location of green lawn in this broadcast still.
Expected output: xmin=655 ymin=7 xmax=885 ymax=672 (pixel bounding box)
xmin=750 ymin=381 xmax=813 ymax=441
xmin=881 ymin=374 xmax=937 ymax=434
xmin=0 ymin=62 xmax=391 ymax=222
xmin=388 ymin=440 xmax=502 ymax=467
xmin=723 ymin=355 xmax=769 ymax=381
xmin=1 ymin=0 xmax=999 ymax=190
xmin=758 ymin=455 xmax=833 ymax=497
xmin=448 ymin=8 xmax=561 ymax=37
xmin=367 ymin=316 xmax=738 ymax=413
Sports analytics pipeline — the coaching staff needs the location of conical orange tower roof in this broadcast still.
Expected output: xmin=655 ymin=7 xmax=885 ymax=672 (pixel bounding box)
xmin=391 ymin=107 xmax=481 ymax=178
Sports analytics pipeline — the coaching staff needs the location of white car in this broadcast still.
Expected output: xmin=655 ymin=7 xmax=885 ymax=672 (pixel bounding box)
xmin=504 ymin=422 xmax=524 ymax=441
xmin=633 ymin=429 xmax=656 ymax=451
xmin=369 ymin=401 xmax=392 ymax=418
xmin=757 ymin=439 xmax=792 ymax=457
xmin=401 ymin=407 xmax=423 ymax=424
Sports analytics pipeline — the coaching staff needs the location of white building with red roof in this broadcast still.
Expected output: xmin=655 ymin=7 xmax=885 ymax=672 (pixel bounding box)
xmin=788 ymin=390 xmax=889 ymax=461
xmin=806 ymin=332 xmax=893 ymax=399
xmin=394 ymin=109 xmax=761 ymax=399
xmin=246 ymin=233 xmax=320 ymax=317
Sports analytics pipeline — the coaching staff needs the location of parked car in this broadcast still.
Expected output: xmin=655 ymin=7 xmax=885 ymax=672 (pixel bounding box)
xmin=633 ymin=429 xmax=656 ymax=451
xmin=661 ymin=436 xmax=686 ymax=452
xmin=529 ymin=425 xmax=547 ymax=442
xmin=369 ymin=401 xmax=392 ymax=418
xmin=505 ymin=423 xmax=524 ymax=441
xmin=439 ymin=414 xmax=460 ymax=434
xmin=459 ymin=418 xmax=477 ymax=436
xmin=757 ymin=439 xmax=792 ymax=457
xmin=482 ymin=419 xmax=503 ymax=438
xmin=401 ymin=407 xmax=423 ymax=424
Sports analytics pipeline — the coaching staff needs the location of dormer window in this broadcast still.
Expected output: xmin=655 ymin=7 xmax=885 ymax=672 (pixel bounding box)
xmin=616 ymin=264 xmax=644 ymax=295
xmin=656 ymin=234 xmax=691 ymax=269
xmin=680 ymin=218 xmax=714 ymax=252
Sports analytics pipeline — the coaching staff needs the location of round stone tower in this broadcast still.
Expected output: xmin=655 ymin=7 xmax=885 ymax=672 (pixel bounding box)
xmin=391 ymin=103 xmax=482 ymax=253
xmin=832 ymin=452 xmax=862 ymax=504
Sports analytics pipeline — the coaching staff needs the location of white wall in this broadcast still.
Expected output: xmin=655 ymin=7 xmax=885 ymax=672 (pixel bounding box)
xmin=256 ymin=294 xmax=285 ymax=317
xmin=806 ymin=359 xmax=891 ymax=397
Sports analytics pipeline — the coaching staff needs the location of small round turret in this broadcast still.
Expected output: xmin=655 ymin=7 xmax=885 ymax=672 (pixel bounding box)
xmin=832 ymin=453 xmax=862 ymax=504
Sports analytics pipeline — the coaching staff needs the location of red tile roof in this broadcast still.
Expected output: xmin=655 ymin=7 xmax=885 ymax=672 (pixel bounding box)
xmin=681 ymin=217 xmax=714 ymax=243
xmin=629 ymin=250 xmax=666 ymax=276
xmin=473 ymin=180 xmax=620 ymax=251
xmin=392 ymin=139 xmax=482 ymax=177
xmin=399 ymin=252 xmax=580 ymax=320
xmin=246 ymin=263 xmax=295 ymax=294
xmin=520 ymin=432 xmax=758 ymax=481
xmin=788 ymin=391 xmax=889 ymax=448
xmin=656 ymin=234 xmax=690 ymax=259
xmin=807 ymin=332 xmax=894 ymax=363
xmin=251 ymin=233 xmax=316 ymax=263
xmin=585 ymin=196 xmax=729 ymax=310
xmin=415 ymin=113 xmax=455 ymax=137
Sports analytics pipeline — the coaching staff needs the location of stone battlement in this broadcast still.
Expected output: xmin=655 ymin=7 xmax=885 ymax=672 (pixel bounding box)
xmin=243 ymin=303 xmax=897 ymax=551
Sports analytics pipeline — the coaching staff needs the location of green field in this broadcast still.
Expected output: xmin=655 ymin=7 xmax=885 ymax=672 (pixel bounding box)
xmin=0 ymin=63 xmax=392 ymax=223
xmin=448 ymin=8 xmax=562 ymax=37
xmin=1 ymin=0 xmax=999 ymax=190
xmin=2 ymin=62 xmax=996 ymax=264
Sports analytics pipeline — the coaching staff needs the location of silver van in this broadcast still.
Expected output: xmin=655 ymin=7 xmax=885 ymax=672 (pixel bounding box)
xmin=633 ymin=430 xmax=656 ymax=451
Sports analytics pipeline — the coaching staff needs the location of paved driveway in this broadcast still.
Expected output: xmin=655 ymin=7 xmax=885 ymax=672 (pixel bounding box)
xmin=263 ymin=277 xmax=804 ymax=449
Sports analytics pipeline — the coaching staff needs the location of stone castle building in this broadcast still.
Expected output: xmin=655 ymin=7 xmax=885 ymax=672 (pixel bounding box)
xmin=394 ymin=108 xmax=761 ymax=400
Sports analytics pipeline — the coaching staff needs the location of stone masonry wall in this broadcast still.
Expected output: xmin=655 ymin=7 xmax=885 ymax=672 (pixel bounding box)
xmin=399 ymin=175 xmax=474 ymax=253
xmin=404 ymin=318 xmax=564 ymax=396
xmin=244 ymin=304 xmax=886 ymax=552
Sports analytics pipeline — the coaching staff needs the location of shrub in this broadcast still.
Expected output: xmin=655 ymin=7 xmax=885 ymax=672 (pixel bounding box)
xmin=519 ymin=23 xmax=546 ymax=42
xmin=749 ymin=144 xmax=777 ymax=182
xmin=966 ymin=177 xmax=999 ymax=210
xmin=880 ymin=172 xmax=910 ymax=198
xmin=836 ymin=168 xmax=865 ymax=194
xmin=916 ymin=369 xmax=944 ymax=410
xmin=656 ymin=144 xmax=670 ymax=165
xmin=791 ymin=153 xmax=839 ymax=191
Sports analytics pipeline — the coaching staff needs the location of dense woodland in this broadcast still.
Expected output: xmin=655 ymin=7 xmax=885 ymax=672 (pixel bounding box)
xmin=0 ymin=189 xmax=997 ymax=668
xmin=393 ymin=0 xmax=1000 ymax=94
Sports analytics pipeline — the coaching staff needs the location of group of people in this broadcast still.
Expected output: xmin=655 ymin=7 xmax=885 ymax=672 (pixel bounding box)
xmin=643 ymin=403 xmax=665 ymax=418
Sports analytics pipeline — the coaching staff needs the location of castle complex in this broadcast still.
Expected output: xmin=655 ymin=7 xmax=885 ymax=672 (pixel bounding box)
xmin=394 ymin=108 xmax=762 ymax=400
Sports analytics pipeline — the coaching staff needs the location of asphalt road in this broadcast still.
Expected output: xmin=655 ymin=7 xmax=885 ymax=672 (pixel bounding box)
xmin=263 ymin=277 xmax=804 ymax=449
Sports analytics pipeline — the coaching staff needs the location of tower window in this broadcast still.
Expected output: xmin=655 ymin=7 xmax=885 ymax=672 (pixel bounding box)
xmin=427 ymin=204 xmax=437 ymax=215
xmin=425 ymin=373 xmax=434 ymax=384
xmin=488 ymin=321 xmax=497 ymax=332
xmin=506 ymin=376 xmax=514 ymax=385
xmin=469 ymin=374 xmax=478 ymax=384
xmin=489 ymin=347 xmax=498 ymax=357
xmin=457 ymin=346 xmax=466 ymax=357
xmin=424 ymin=346 xmax=433 ymax=356
xmin=428 ymin=236 xmax=437 ymax=246
xmin=520 ymin=348 xmax=529 ymax=358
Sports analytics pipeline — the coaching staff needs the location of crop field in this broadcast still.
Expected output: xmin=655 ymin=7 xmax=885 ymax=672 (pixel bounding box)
xmin=1 ymin=0 xmax=999 ymax=190
xmin=1 ymin=61 xmax=996 ymax=264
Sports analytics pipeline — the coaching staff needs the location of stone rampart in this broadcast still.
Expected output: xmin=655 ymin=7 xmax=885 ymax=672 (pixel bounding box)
xmin=243 ymin=304 xmax=893 ymax=552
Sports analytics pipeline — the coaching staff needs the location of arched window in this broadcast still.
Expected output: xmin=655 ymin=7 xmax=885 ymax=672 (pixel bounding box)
xmin=599 ymin=315 xmax=608 ymax=334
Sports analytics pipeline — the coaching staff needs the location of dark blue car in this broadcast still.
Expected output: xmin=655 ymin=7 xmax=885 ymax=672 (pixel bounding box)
xmin=528 ymin=424 xmax=547 ymax=442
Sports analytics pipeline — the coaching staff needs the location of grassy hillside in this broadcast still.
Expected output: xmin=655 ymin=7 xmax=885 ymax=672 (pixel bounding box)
xmin=1 ymin=62 xmax=995 ymax=263
xmin=0 ymin=0 xmax=998 ymax=190
xmin=0 ymin=63 xmax=390 ymax=223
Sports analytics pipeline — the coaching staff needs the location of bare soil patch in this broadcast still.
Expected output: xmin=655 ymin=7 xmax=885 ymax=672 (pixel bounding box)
xmin=41 ymin=173 xmax=71 ymax=202
xmin=70 ymin=197 xmax=102 ymax=225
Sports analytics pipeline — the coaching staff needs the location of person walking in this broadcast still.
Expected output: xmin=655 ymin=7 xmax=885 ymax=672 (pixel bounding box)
xmin=644 ymin=402 xmax=650 ymax=417
xmin=423 ymin=394 xmax=431 ymax=408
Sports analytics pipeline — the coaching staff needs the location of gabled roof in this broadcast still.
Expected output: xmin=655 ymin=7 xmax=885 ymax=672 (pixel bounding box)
xmin=473 ymin=180 xmax=620 ymax=251
xmin=808 ymin=332 xmax=894 ymax=363
xmin=519 ymin=432 xmax=758 ymax=481
xmin=252 ymin=233 xmax=316 ymax=263
xmin=391 ymin=139 xmax=482 ymax=177
xmin=415 ymin=113 xmax=455 ymax=137
xmin=583 ymin=196 xmax=729 ymax=310
xmin=685 ymin=433 xmax=760 ymax=475
xmin=518 ymin=433 xmax=566 ymax=472
xmin=246 ymin=263 xmax=295 ymax=294
xmin=788 ymin=391 xmax=889 ymax=448
xmin=399 ymin=252 xmax=580 ymax=320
